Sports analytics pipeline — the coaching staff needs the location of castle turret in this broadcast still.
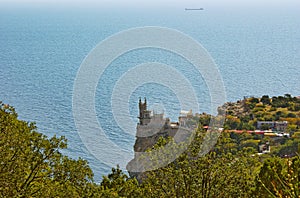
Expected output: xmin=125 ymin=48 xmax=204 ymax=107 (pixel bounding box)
xmin=138 ymin=97 xmax=151 ymax=125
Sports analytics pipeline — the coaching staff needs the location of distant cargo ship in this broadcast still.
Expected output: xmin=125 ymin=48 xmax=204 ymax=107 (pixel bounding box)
xmin=185 ymin=8 xmax=204 ymax=11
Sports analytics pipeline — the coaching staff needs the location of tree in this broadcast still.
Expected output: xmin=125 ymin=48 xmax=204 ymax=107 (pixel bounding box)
xmin=256 ymin=155 xmax=300 ymax=197
xmin=142 ymin=130 xmax=260 ymax=197
xmin=272 ymin=138 xmax=300 ymax=158
xmin=0 ymin=102 xmax=95 ymax=197
xmin=224 ymin=115 xmax=241 ymax=129
xmin=249 ymin=97 xmax=260 ymax=104
xmin=284 ymin=94 xmax=292 ymax=100
xmin=199 ymin=113 xmax=211 ymax=126
xmin=100 ymin=166 xmax=143 ymax=197
xmin=261 ymin=95 xmax=271 ymax=105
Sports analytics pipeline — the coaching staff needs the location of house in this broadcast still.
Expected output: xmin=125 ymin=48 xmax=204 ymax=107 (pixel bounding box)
xmin=257 ymin=121 xmax=288 ymax=132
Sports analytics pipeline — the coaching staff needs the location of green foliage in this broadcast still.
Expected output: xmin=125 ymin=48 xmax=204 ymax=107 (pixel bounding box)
xmin=288 ymin=103 xmax=300 ymax=111
xmin=272 ymin=138 xmax=300 ymax=158
xmin=249 ymin=97 xmax=260 ymax=104
xmin=292 ymin=132 xmax=300 ymax=138
xmin=272 ymin=96 xmax=290 ymax=108
xmin=199 ymin=113 xmax=211 ymax=126
xmin=253 ymin=107 xmax=265 ymax=113
xmin=223 ymin=94 xmax=300 ymax=130
xmin=99 ymin=95 xmax=300 ymax=197
xmin=2 ymin=94 xmax=300 ymax=197
xmin=224 ymin=115 xmax=241 ymax=130
xmin=0 ymin=102 xmax=95 ymax=197
xmin=261 ymin=95 xmax=271 ymax=105
xmin=256 ymin=155 xmax=300 ymax=197
xmin=287 ymin=112 xmax=297 ymax=118
xmin=100 ymin=166 xmax=143 ymax=197
xmin=240 ymin=139 xmax=259 ymax=151
xmin=144 ymin=153 xmax=258 ymax=197
xmin=142 ymin=130 xmax=260 ymax=197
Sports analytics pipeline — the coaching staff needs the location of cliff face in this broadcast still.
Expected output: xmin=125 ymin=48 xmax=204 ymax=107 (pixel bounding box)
xmin=127 ymin=130 xmax=171 ymax=182
xmin=127 ymin=126 xmax=181 ymax=182
xmin=133 ymin=134 xmax=165 ymax=153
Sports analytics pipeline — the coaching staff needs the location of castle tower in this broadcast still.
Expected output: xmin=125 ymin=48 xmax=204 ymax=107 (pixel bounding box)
xmin=127 ymin=98 xmax=183 ymax=183
xmin=138 ymin=97 xmax=151 ymax=125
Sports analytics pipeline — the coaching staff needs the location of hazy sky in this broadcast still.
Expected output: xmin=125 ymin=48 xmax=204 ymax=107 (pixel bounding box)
xmin=1 ymin=0 xmax=299 ymax=9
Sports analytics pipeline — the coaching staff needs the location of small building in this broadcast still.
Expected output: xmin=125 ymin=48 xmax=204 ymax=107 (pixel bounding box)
xmin=178 ymin=110 xmax=193 ymax=127
xmin=258 ymin=142 xmax=270 ymax=153
xmin=257 ymin=121 xmax=288 ymax=132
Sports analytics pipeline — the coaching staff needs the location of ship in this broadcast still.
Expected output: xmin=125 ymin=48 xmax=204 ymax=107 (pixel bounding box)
xmin=185 ymin=8 xmax=204 ymax=11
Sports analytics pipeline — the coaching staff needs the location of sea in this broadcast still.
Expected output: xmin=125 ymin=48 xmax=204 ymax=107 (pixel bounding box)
xmin=0 ymin=5 xmax=299 ymax=181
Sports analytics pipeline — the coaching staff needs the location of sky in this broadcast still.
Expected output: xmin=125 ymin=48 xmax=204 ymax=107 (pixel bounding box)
xmin=1 ymin=0 xmax=299 ymax=9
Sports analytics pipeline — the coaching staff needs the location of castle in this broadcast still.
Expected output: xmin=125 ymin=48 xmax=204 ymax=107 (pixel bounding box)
xmin=126 ymin=98 xmax=197 ymax=181
xmin=134 ymin=97 xmax=197 ymax=153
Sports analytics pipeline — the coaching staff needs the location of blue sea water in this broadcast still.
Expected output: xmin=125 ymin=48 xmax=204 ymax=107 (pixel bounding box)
xmin=0 ymin=6 xmax=300 ymax=181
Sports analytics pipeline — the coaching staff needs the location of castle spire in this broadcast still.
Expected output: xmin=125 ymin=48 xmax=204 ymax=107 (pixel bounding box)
xmin=138 ymin=97 xmax=150 ymax=125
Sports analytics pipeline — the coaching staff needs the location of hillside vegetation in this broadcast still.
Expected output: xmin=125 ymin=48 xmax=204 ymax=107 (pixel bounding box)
xmin=1 ymin=95 xmax=300 ymax=197
xmin=219 ymin=94 xmax=300 ymax=131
